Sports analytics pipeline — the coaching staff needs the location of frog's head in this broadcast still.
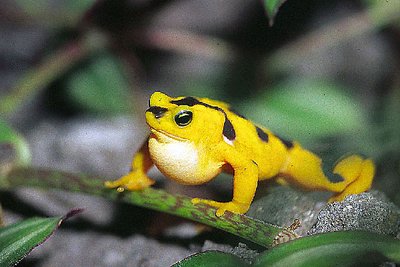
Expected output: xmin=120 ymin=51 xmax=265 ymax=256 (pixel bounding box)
xmin=145 ymin=92 xmax=227 ymax=144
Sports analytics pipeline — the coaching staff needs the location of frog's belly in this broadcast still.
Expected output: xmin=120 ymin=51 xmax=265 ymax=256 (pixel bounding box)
xmin=148 ymin=137 xmax=221 ymax=185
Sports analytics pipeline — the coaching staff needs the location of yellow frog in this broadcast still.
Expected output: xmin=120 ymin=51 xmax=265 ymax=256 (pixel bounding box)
xmin=105 ymin=92 xmax=375 ymax=216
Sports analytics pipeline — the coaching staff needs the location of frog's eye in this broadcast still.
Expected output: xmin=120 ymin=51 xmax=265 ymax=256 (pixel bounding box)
xmin=174 ymin=110 xmax=192 ymax=126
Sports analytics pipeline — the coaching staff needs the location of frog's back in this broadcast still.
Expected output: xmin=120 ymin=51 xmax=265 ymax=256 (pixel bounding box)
xmin=198 ymin=96 xmax=291 ymax=179
xmin=228 ymin=112 xmax=290 ymax=179
xmin=199 ymin=98 xmax=293 ymax=180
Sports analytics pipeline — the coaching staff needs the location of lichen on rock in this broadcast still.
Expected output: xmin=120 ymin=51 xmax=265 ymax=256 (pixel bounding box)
xmin=308 ymin=191 xmax=400 ymax=236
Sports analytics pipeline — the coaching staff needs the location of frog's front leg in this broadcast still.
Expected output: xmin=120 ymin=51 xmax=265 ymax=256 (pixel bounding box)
xmin=105 ymin=138 xmax=155 ymax=192
xmin=192 ymin=144 xmax=259 ymax=216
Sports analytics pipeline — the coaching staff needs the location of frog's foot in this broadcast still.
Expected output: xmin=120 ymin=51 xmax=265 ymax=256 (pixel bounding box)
xmin=191 ymin=198 xmax=250 ymax=217
xmin=104 ymin=172 xmax=155 ymax=192
xmin=328 ymin=157 xmax=375 ymax=202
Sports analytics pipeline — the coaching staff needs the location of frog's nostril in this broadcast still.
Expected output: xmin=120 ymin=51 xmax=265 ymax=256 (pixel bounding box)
xmin=146 ymin=106 xmax=167 ymax=119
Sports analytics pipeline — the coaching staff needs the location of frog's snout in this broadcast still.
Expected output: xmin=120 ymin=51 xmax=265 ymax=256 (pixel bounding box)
xmin=146 ymin=106 xmax=167 ymax=119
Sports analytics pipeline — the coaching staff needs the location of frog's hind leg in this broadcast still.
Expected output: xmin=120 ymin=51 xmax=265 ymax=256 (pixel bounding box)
xmin=280 ymin=145 xmax=375 ymax=202
xmin=328 ymin=155 xmax=375 ymax=202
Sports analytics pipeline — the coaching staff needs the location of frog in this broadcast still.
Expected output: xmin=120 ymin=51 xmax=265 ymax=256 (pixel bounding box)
xmin=105 ymin=92 xmax=375 ymax=216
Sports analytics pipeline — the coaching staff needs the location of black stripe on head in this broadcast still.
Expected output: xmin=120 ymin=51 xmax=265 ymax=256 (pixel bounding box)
xmin=256 ymin=126 xmax=269 ymax=142
xmin=146 ymin=106 xmax=168 ymax=119
xmin=170 ymin=97 xmax=201 ymax=107
xmin=171 ymin=96 xmax=236 ymax=141
xmin=276 ymin=135 xmax=294 ymax=149
xmin=171 ymin=96 xmax=221 ymax=112
xmin=223 ymin=117 xmax=236 ymax=140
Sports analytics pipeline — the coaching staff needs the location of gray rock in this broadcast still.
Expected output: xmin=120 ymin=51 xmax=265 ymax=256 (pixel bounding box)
xmin=308 ymin=191 xmax=400 ymax=236
xmin=231 ymin=243 xmax=260 ymax=264
xmin=201 ymin=240 xmax=232 ymax=254
xmin=19 ymin=116 xmax=147 ymax=225
xmin=27 ymin=230 xmax=194 ymax=267
xmin=247 ymin=186 xmax=326 ymax=236
xmin=28 ymin=116 xmax=145 ymax=178
xmin=246 ymin=186 xmax=400 ymax=238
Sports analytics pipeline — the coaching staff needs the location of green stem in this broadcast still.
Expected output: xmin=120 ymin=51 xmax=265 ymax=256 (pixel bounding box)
xmin=0 ymin=167 xmax=282 ymax=248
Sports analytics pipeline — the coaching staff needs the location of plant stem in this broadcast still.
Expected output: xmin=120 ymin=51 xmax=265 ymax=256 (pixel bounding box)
xmin=0 ymin=167 xmax=282 ymax=248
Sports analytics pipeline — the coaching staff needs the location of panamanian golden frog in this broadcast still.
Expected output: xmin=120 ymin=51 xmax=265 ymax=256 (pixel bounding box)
xmin=105 ymin=92 xmax=375 ymax=216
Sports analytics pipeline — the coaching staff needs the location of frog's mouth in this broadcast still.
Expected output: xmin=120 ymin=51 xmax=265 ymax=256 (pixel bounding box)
xmin=149 ymin=128 xmax=186 ymax=143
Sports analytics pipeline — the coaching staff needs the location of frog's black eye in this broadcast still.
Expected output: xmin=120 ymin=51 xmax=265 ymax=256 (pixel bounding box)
xmin=174 ymin=110 xmax=192 ymax=126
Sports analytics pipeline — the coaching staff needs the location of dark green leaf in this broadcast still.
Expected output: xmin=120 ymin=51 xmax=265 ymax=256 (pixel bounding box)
xmin=240 ymin=79 xmax=366 ymax=145
xmin=67 ymin=53 xmax=134 ymax=115
xmin=262 ymin=0 xmax=288 ymax=26
xmin=253 ymin=231 xmax=400 ymax=267
xmin=0 ymin=209 xmax=82 ymax=266
xmin=172 ymin=251 xmax=249 ymax=267
xmin=0 ymin=119 xmax=31 ymax=166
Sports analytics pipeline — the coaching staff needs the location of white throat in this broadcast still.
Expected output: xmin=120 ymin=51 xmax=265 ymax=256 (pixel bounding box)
xmin=148 ymin=136 xmax=200 ymax=184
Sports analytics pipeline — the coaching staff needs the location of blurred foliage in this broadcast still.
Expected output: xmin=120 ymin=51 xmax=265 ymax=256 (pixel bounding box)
xmin=262 ymin=0 xmax=288 ymax=26
xmin=380 ymin=85 xmax=400 ymax=155
xmin=15 ymin=0 xmax=96 ymax=26
xmin=67 ymin=53 xmax=134 ymax=114
xmin=0 ymin=119 xmax=31 ymax=167
xmin=239 ymin=79 xmax=367 ymax=145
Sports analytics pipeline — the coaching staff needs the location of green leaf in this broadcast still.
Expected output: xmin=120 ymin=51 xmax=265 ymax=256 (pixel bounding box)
xmin=172 ymin=251 xmax=249 ymax=267
xmin=262 ymin=0 xmax=288 ymax=26
xmin=253 ymin=231 xmax=400 ymax=267
xmin=0 ymin=119 xmax=31 ymax=166
xmin=1 ymin=168 xmax=283 ymax=248
xmin=67 ymin=53 xmax=134 ymax=115
xmin=0 ymin=209 xmax=82 ymax=266
xmin=240 ymin=79 xmax=367 ymax=145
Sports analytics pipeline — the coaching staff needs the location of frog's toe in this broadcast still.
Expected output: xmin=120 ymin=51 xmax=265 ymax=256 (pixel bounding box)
xmin=191 ymin=198 xmax=201 ymax=204
xmin=104 ymin=180 xmax=122 ymax=189
xmin=215 ymin=201 xmax=249 ymax=216
xmin=105 ymin=172 xmax=155 ymax=191
xmin=191 ymin=198 xmax=222 ymax=207
xmin=191 ymin=198 xmax=249 ymax=216
xmin=124 ymin=177 xmax=155 ymax=191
